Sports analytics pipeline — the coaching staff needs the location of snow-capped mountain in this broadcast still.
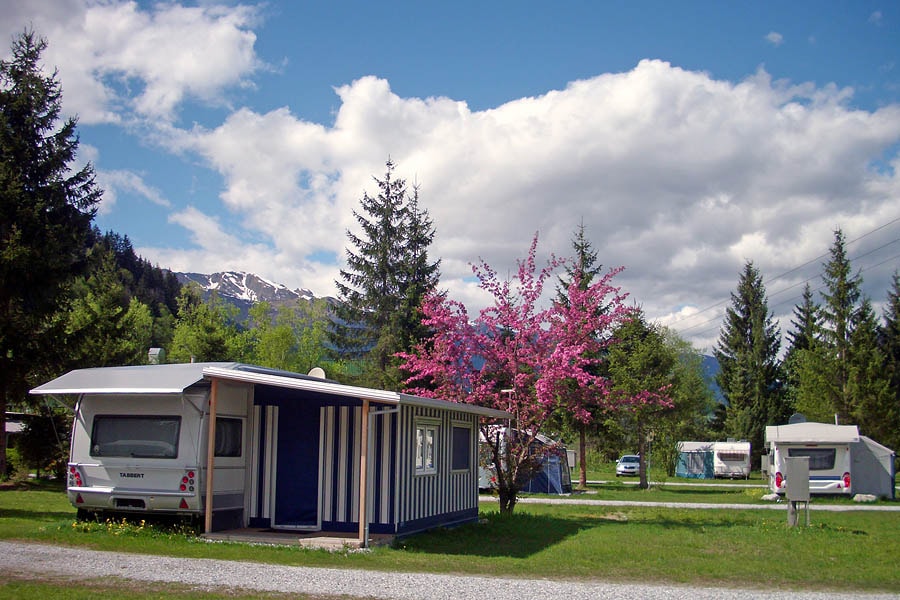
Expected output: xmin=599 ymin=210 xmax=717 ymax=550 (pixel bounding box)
xmin=176 ymin=271 xmax=317 ymax=315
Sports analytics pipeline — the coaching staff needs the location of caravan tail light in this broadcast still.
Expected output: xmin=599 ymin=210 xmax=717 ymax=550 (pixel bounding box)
xmin=774 ymin=471 xmax=784 ymax=489
xmin=68 ymin=465 xmax=85 ymax=488
xmin=179 ymin=469 xmax=196 ymax=493
xmin=842 ymin=472 xmax=851 ymax=489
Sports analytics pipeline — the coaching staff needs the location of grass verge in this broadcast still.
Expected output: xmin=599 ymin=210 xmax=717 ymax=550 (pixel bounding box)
xmin=1 ymin=480 xmax=898 ymax=593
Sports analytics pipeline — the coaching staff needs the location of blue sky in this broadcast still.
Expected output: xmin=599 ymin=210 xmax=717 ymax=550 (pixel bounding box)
xmin=2 ymin=1 xmax=899 ymax=352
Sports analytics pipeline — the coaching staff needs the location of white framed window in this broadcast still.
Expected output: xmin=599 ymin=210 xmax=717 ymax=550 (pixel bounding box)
xmin=415 ymin=421 xmax=439 ymax=475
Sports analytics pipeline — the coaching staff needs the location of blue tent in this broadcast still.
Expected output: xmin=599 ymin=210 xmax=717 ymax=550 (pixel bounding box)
xmin=521 ymin=434 xmax=573 ymax=494
xmin=479 ymin=431 xmax=573 ymax=494
xmin=675 ymin=441 xmax=714 ymax=479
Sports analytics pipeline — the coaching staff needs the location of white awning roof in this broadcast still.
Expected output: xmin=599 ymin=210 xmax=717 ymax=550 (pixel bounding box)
xmin=30 ymin=362 xmax=513 ymax=420
xmin=30 ymin=362 xmax=235 ymax=395
xmin=203 ymin=365 xmax=513 ymax=419
xmin=202 ymin=365 xmax=401 ymax=404
xmin=765 ymin=422 xmax=860 ymax=444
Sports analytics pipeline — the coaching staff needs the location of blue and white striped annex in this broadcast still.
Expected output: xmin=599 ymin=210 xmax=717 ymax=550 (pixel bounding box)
xmin=202 ymin=365 xmax=511 ymax=542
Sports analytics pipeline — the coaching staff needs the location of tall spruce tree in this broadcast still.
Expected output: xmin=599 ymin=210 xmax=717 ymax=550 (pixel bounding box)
xmin=783 ymin=283 xmax=822 ymax=414
xmin=847 ymin=298 xmax=892 ymax=440
xmin=818 ymin=229 xmax=863 ymax=423
xmin=0 ymin=31 xmax=100 ymax=475
xmin=879 ymin=272 xmax=900 ymax=452
xmin=553 ymin=221 xmax=605 ymax=487
xmin=392 ymin=184 xmax=440 ymax=356
xmin=331 ymin=160 xmax=439 ymax=388
xmin=714 ymin=261 xmax=786 ymax=465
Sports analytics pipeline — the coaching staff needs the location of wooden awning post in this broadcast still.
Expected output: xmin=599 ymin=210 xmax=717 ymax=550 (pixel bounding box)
xmin=204 ymin=377 xmax=218 ymax=534
xmin=358 ymin=398 xmax=370 ymax=548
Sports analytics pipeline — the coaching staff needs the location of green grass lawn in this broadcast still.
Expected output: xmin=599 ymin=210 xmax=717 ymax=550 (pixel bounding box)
xmin=1 ymin=479 xmax=898 ymax=595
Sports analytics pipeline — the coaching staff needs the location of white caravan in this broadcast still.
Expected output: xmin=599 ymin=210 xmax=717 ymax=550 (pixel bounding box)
xmin=713 ymin=441 xmax=751 ymax=479
xmin=765 ymin=422 xmax=857 ymax=496
xmin=31 ymin=362 xmax=250 ymax=528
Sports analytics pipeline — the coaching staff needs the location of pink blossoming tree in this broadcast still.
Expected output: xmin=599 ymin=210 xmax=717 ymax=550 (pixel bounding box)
xmin=399 ymin=234 xmax=635 ymax=514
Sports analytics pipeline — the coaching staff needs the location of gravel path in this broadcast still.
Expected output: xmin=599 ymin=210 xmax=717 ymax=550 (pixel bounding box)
xmin=2 ymin=541 xmax=896 ymax=600
xmin=501 ymin=496 xmax=900 ymax=511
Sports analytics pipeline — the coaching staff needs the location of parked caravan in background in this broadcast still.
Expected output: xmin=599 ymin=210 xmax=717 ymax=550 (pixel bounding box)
xmin=675 ymin=440 xmax=750 ymax=479
xmin=765 ymin=422 xmax=857 ymax=496
xmin=713 ymin=440 xmax=751 ymax=479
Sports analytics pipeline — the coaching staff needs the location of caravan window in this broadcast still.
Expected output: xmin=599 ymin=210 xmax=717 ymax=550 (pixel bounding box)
xmin=91 ymin=415 xmax=180 ymax=458
xmin=214 ymin=418 xmax=243 ymax=457
xmin=788 ymin=448 xmax=836 ymax=470
xmin=717 ymin=451 xmax=747 ymax=462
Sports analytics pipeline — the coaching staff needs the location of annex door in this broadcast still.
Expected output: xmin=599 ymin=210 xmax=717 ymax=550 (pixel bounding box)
xmin=272 ymin=402 xmax=321 ymax=529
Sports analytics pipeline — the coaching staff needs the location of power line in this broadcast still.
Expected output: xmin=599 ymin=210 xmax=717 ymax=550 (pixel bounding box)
xmin=674 ymin=250 xmax=900 ymax=344
xmin=667 ymin=217 xmax=900 ymax=334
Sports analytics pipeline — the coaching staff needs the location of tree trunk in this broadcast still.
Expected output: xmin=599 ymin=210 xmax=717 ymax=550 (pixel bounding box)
xmin=498 ymin=487 xmax=517 ymax=515
xmin=638 ymin=420 xmax=649 ymax=490
xmin=578 ymin=423 xmax=587 ymax=488
xmin=0 ymin=377 xmax=7 ymax=478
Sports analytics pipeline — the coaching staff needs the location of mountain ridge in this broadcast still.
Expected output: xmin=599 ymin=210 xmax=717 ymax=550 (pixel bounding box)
xmin=176 ymin=271 xmax=319 ymax=316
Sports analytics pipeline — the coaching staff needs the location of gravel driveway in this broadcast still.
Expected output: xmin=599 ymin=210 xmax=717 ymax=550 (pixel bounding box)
xmin=2 ymin=541 xmax=896 ymax=600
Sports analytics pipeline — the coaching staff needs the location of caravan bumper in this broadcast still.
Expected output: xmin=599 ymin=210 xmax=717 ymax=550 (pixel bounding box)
xmin=68 ymin=486 xmax=200 ymax=513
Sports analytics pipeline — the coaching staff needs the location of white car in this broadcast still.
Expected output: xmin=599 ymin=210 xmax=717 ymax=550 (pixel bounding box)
xmin=616 ymin=455 xmax=640 ymax=476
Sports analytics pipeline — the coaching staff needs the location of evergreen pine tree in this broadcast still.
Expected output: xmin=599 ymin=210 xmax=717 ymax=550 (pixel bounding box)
xmin=330 ymin=160 xmax=438 ymax=388
xmin=714 ymin=261 xmax=785 ymax=465
xmin=62 ymin=245 xmax=153 ymax=368
xmin=847 ymin=298 xmax=892 ymax=440
xmin=392 ymin=183 xmax=440 ymax=356
xmin=819 ymin=229 xmax=863 ymax=423
xmin=556 ymin=220 xmax=602 ymax=306
xmin=878 ymin=272 xmax=900 ymax=452
xmin=0 ymin=31 xmax=101 ymax=475
xmin=783 ymin=283 xmax=822 ymax=415
xmin=553 ymin=221 xmax=605 ymax=487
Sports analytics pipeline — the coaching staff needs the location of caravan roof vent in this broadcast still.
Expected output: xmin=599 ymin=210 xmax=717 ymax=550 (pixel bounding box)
xmin=788 ymin=413 xmax=807 ymax=424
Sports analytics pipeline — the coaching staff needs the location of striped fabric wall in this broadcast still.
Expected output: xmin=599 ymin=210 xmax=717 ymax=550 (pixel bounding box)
xmin=249 ymin=401 xmax=478 ymax=532
xmin=320 ymin=405 xmax=397 ymax=528
xmin=396 ymin=405 xmax=479 ymax=527
xmin=248 ymin=405 xmax=278 ymax=524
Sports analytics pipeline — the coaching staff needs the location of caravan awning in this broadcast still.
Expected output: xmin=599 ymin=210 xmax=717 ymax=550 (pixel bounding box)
xmin=204 ymin=365 xmax=513 ymax=419
xmin=30 ymin=362 xmax=236 ymax=395
xmin=203 ymin=365 xmax=401 ymax=404
xmin=765 ymin=423 xmax=860 ymax=444
xmin=31 ymin=362 xmax=513 ymax=420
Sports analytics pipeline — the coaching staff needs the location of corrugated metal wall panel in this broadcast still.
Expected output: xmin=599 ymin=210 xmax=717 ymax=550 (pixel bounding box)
xmin=397 ymin=405 xmax=478 ymax=526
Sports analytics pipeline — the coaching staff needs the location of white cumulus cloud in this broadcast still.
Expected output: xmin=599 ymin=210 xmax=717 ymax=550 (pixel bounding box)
xmin=0 ymin=0 xmax=263 ymax=124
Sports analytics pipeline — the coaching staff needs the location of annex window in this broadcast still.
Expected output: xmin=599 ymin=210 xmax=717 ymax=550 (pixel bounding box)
xmin=787 ymin=448 xmax=837 ymax=471
xmin=91 ymin=415 xmax=181 ymax=459
xmin=415 ymin=422 xmax=438 ymax=475
xmin=685 ymin=452 xmax=707 ymax=472
xmin=214 ymin=417 xmax=243 ymax=457
xmin=451 ymin=424 xmax=472 ymax=471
